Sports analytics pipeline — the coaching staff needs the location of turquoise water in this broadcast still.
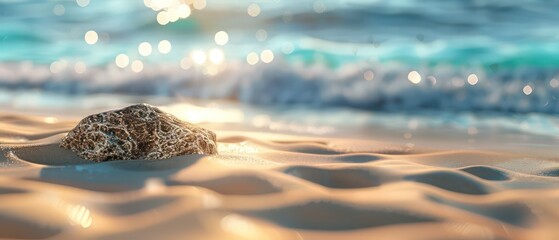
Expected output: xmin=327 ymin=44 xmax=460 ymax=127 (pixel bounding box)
xmin=1 ymin=0 xmax=559 ymax=113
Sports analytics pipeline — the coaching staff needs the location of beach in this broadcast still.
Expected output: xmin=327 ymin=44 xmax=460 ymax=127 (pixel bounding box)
xmin=0 ymin=100 xmax=558 ymax=240
xmin=3 ymin=0 xmax=559 ymax=239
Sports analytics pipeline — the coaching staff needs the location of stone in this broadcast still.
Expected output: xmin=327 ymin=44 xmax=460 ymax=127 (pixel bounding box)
xmin=60 ymin=103 xmax=217 ymax=162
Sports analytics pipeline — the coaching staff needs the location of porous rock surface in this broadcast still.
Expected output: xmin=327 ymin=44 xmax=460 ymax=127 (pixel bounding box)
xmin=60 ymin=103 xmax=217 ymax=161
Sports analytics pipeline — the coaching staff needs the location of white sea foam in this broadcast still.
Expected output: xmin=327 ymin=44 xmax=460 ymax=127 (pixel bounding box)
xmin=1 ymin=60 xmax=559 ymax=114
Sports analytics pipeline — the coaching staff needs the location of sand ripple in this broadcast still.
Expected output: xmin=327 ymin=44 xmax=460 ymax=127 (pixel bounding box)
xmin=1 ymin=113 xmax=559 ymax=239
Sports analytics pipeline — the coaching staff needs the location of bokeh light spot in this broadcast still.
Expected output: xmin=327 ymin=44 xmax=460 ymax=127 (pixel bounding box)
xmin=523 ymin=85 xmax=533 ymax=95
xmin=468 ymin=127 xmax=479 ymax=135
xmin=138 ymin=42 xmax=153 ymax=56
xmin=50 ymin=61 xmax=65 ymax=74
xmin=550 ymin=79 xmax=559 ymax=88
xmin=84 ymin=31 xmax=98 ymax=45
xmin=76 ymin=0 xmax=90 ymax=7
xmin=215 ymin=31 xmax=229 ymax=46
xmin=158 ymin=40 xmax=172 ymax=54
xmin=246 ymin=52 xmax=259 ymax=65
xmin=131 ymin=60 xmax=144 ymax=73
xmin=53 ymin=4 xmax=65 ymax=16
xmin=193 ymin=0 xmax=207 ymax=10
xmin=364 ymin=70 xmax=374 ymax=81
xmin=408 ymin=71 xmax=421 ymax=84
xmin=247 ymin=3 xmax=261 ymax=17
xmin=467 ymin=74 xmax=479 ymax=85
xmin=167 ymin=9 xmax=179 ymax=22
xmin=178 ymin=4 xmax=191 ymax=18
xmin=427 ymin=76 xmax=437 ymax=85
xmin=157 ymin=11 xmax=169 ymax=25
xmin=115 ymin=54 xmax=130 ymax=68
xmin=255 ymin=29 xmax=267 ymax=42
xmin=260 ymin=50 xmax=274 ymax=63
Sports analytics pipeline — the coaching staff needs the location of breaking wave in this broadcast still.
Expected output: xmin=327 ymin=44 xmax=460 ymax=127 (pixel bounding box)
xmin=2 ymin=60 xmax=559 ymax=114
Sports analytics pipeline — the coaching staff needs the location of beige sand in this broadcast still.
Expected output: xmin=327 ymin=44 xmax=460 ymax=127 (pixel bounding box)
xmin=1 ymin=104 xmax=559 ymax=240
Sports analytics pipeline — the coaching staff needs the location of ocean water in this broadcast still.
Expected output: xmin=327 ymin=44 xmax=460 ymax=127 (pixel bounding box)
xmin=1 ymin=0 xmax=559 ymax=133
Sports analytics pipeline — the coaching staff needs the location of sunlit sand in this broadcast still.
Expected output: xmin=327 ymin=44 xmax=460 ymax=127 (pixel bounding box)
xmin=0 ymin=100 xmax=558 ymax=239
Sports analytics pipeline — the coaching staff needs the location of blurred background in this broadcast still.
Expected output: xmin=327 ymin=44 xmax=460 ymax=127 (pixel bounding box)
xmin=2 ymin=0 xmax=559 ymax=139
